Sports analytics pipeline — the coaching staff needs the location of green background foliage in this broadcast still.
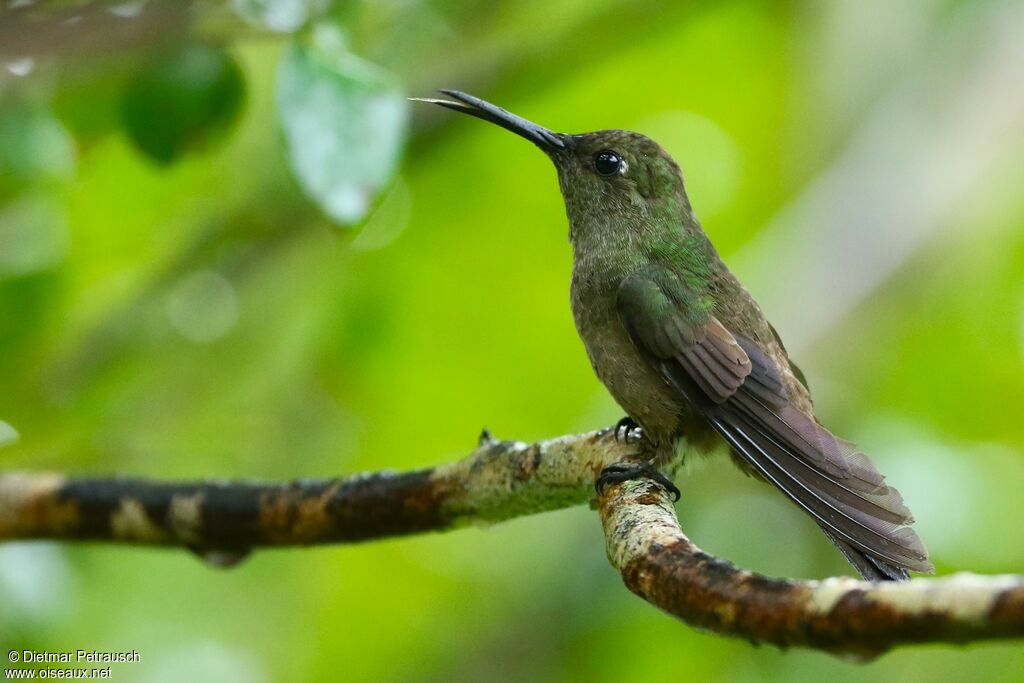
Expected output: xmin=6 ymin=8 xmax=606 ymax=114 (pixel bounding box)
xmin=1 ymin=0 xmax=1023 ymax=680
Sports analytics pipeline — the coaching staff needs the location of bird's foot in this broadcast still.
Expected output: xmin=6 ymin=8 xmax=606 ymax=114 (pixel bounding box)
xmin=595 ymin=462 xmax=680 ymax=502
xmin=597 ymin=416 xmax=644 ymax=443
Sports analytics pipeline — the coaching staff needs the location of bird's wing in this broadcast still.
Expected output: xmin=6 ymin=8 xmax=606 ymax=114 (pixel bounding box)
xmin=616 ymin=265 xmax=932 ymax=580
xmin=769 ymin=321 xmax=809 ymax=393
xmin=616 ymin=269 xmax=751 ymax=403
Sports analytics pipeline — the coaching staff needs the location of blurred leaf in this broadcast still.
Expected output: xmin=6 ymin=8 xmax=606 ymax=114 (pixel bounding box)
xmin=276 ymin=24 xmax=407 ymax=225
xmin=0 ymin=420 xmax=18 ymax=448
xmin=0 ymin=103 xmax=76 ymax=192
xmin=120 ymin=43 xmax=246 ymax=165
xmin=231 ymin=0 xmax=329 ymax=33
xmin=0 ymin=193 xmax=69 ymax=279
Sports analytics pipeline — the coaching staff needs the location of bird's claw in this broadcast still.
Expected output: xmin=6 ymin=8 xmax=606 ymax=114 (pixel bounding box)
xmin=598 ymin=416 xmax=643 ymax=443
xmin=595 ymin=462 xmax=681 ymax=502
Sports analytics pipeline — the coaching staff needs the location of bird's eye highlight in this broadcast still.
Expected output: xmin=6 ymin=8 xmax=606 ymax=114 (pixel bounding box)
xmin=594 ymin=151 xmax=623 ymax=177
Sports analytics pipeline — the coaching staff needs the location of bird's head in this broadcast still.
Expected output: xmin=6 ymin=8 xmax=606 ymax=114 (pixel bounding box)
xmin=416 ymin=90 xmax=693 ymax=245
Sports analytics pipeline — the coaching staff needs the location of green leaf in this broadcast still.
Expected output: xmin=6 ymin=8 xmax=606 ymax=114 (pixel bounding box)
xmin=121 ymin=43 xmax=246 ymax=165
xmin=276 ymin=25 xmax=408 ymax=225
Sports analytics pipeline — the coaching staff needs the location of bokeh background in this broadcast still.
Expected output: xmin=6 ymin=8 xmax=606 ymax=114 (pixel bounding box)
xmin=2 ymin=0 xmax=1024 ymax=680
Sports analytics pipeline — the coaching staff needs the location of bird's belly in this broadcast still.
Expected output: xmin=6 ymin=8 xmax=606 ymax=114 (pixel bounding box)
xmin=576 ymin=313 xmax=693 ymax=446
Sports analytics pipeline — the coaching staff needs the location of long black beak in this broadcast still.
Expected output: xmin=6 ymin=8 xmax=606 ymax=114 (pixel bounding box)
xmin=412 ymin=89 xmax=566 ymax=150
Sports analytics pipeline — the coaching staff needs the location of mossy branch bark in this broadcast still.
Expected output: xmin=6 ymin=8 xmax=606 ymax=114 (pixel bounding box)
xmin=1 ymin=430 xmax=1022 ymax=657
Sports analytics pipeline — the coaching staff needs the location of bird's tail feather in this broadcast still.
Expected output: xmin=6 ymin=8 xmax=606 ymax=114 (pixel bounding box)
xmin=824 ymin=532 xmax=910 ymax=581
xmin=703 ymin=395 xmax=933 ymax=580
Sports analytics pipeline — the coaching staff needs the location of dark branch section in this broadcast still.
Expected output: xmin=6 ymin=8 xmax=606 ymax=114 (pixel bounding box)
xmin=0 ymin=470 xmax=448 ymax=553
xmin=80 ymin=470 xmax=445 ymax=546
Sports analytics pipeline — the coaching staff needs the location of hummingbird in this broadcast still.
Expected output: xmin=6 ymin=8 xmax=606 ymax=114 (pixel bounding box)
xmin=417 ymin=90 xmax=932 ymax=581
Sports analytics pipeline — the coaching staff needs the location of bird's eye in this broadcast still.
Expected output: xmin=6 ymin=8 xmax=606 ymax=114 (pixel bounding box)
xmin=594 ymin=150 xmax=623 ymax=177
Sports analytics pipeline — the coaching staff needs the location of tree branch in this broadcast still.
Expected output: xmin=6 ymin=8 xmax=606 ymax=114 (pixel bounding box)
xmin=2 ymin=430 xmax=1022 ymax=657
xmin=598 ymin=477 xmax=1024 ymax=659
xmin=0 ymin=431 xmax=640 ymax=552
